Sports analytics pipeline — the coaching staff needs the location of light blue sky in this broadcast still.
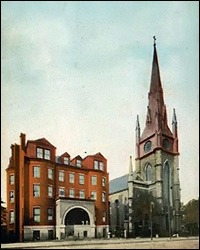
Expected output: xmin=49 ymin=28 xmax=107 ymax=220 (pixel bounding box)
xmin=1 ymin=1 xmax=199 ymax=205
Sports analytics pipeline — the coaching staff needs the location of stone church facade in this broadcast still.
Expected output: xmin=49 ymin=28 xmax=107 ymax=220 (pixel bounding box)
xmin=109 ymin=39 xmax=181 ymax=238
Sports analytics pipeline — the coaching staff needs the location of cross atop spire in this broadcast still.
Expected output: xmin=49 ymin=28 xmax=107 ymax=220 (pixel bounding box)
xmin=153 ymin=36 xmax=156 ymax=47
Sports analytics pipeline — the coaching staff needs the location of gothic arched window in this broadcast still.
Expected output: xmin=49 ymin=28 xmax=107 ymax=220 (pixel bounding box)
xmin=115 ymin=199 xmax=120 ymax=227
xmin=163 ymin=161 xmax=172 ymax=205
xmin=144 ymin=164 xmax=153 ymax=181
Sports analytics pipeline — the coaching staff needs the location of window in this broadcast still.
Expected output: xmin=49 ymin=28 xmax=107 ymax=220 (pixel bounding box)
xmin=9 ymin=174 xmax=14 ymax=185
xmin=10 ymin=191 xmax=14 ymax=203
xmin=37 ymin=148 xmax=43 ymax=158
xmin=91 ymin=191 xmax=97 ymax=200
xmin=144 ymin=164 xmax=153 ymax=181
xmin=79 ymin=190 xmax=85 ymax=199
xmin=44 ymin=149 xmax=50 ymax=160
xmin=102 ymin=211 xmax=106 ymax=222
xmin=10 ymin=210 xmax=14 ymax=223
xmin=79 ymin=174 xmax=84 ymax=185
xmin=48 ymin=185 xmax=53 ymax=197
xmin=163 ymin=161 xmax=172 ymax=205
xmin=102 ymin=192 xmax=106 ymax=202
xmin=91 ymin=176 xmax=97 ymax=185
xmin=109 ymin=204 xmax=112 ymax=215
xmin=59 ymin=171 xmax=64 ymax=182
xmin=76 ymin=159 xmax=82 ymax=167
xmin=47 ymin=208 xmax=53 ymax=221
xmin=94 ymin=160 xmax=104 ymax=171
xmin=33 ymin=184 xmax=40 ymax=197
xmin=94 ymin=160 xmax=98 ymax=170
xmin=69 ymin=173 xmax=74 ymax=183
xmin=102 ymin=177 xmax=106 ymax=187
xmin=48 ymin=168 xmax=53 ymax=180
xmin=33 ymin=166 xmax=40 ymax=178
xmin=33 ymin=208 xmax=40 ymax=222
xmin=59 ymin=187 xmax=65 ymax=197
xmin=64 ymin=157 xmax=69 ymax=165
xmin=69 ymin=189 xmax=74 ymax=198
xmin=36 ymin=148 xmax=50 ymax=160
xmin=99 ymin=162 xmax=104 ymax=171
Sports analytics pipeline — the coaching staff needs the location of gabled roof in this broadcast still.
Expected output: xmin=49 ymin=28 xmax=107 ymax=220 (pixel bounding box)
xmin=27 ymin=138 xmax=56 ymax=148
xmin=60 ymin=152 xmax=70 ymax=157
xmin=83 ymin=152 xmax=107 ymax=160
xmin=71 ymin=155 xmax=82 ymax=162
xmin=94 ymin=152 xmax=106 ymax=159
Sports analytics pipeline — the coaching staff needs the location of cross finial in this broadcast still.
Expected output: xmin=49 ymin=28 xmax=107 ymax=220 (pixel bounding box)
xmin=153 ymin=36 xmax=156 ymax=47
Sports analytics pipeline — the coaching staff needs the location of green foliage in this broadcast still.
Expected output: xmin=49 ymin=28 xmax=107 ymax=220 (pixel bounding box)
xmin=132 ymin=190 xmax=162 ymax=237
xmin=1 ymin=198 xmax=6 ymax=225
xmin=133 ymin=190 xmax=162 ymax=221
xmin=181 ymin=198 xmax=199 ymax=236
xmin=184 ymin=198 xmax=199 ymax=224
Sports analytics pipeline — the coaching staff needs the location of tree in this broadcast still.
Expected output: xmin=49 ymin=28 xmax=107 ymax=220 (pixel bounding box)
xmin=181 ymin=198 xmax=199 ymax=236
xmin=132 ymin=190 xmax=162 ymax=237
xmin=1 ymin=199 xmax=6 ymax=225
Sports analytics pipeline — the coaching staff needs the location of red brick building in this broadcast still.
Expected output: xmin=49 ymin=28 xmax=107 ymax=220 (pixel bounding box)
xmin=6 ymin=133 xmax=109 ymax=242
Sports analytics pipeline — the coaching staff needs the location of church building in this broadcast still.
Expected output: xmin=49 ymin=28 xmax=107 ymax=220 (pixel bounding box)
xmin=109 ymin=38 xmax=181 ymax=238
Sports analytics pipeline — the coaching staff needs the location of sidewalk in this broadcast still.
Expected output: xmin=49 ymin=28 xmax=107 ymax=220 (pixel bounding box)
xmin=1 ymin=236 xmax=199 ymax=249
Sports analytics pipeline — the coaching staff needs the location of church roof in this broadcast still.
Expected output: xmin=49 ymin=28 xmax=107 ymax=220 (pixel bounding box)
xmin=109 ymin=174 xmax=129 ymax=194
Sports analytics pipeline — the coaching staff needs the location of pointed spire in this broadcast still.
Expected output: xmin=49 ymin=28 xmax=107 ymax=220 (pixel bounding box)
xmin=141 ymin=37 xmax=173 ymax=140
xmin=136 ymin=115 xmax=140 ymax=130
xmin=172 ymin=108 xmax=178 ymax=139
xmin=135 ymin=115 xmax=140 ymax=148
xmin=128 ymin=156 xmax=133 ymax=181
xmin=150 ymin=36 xmax=162 ymax=94
xmin=172 ymin=108 xmax=177 ymax=124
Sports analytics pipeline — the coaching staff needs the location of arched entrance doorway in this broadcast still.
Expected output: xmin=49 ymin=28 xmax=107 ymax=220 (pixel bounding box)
xmin=64 ymin=207 xmax=91 ymax=238
xmin=65 ymin=208 xmax=90 ymax=225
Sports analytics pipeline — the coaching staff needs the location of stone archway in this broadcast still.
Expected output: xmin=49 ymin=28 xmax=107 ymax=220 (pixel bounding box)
xmin=65 ymin=207 xmax=90 ymax=225
xmin=56 ymin=199 xmax=95 ymax=240
xmin=62 ymin=205 xmax=95 ymax=239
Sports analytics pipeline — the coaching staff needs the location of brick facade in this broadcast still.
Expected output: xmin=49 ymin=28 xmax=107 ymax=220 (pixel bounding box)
xmin=6 ymin=133 xmax=109 ymax=242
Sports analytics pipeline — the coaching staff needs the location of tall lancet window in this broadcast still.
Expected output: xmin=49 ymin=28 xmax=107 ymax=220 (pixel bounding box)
xmin=163 ymin=161 xmax=172 ymax=205
xmin=144 ymin=163 xmax=153 ymax=181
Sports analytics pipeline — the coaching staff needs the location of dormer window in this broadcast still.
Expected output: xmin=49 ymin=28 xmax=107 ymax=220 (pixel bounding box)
xmin=36 ymin=147 xmax=51 ymax=160
xmin=76 ymin=159 xmax=82 ymax=167
xmin=37 ymin=148 xmax=43 ymax=158
xmin=44 ymin=149 xmax=50 ymax=160
xmin=99 ymin=162 xmax=104 ymax=171
xmin=94 ymin=160 xmax=104 ymax=171
xmin=64 ymin=157 xmax=69 ymax=165
xmin=94 ymin=160 xmax=98 ymax=170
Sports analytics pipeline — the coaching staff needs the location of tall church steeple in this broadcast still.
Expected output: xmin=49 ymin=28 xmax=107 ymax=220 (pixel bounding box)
xmin=131 ymin=38 xmax=181 ymax=237
xmin=141 ymin=37 xmax=172 ymax=141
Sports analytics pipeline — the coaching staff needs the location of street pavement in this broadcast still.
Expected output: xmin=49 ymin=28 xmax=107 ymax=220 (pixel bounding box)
xmin=1 ymin=236 xmax=199 ymax=249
